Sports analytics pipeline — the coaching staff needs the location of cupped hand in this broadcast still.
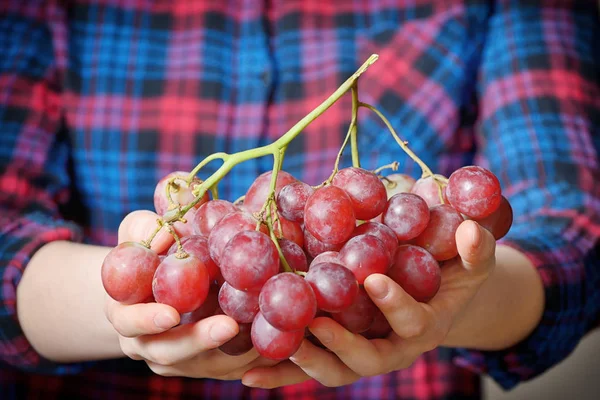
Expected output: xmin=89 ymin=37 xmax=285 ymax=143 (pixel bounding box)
xmin=241 ymin=220 xmax=496 ymax=388
xmin=105 ymin=210 xmax=278 ymax=379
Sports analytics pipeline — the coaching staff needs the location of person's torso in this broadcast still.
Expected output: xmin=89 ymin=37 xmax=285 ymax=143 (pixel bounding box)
xmin=9 ymin=1 xmax=492 ymax=398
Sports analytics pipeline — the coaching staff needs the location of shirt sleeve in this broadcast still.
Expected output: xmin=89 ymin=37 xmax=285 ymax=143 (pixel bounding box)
xmin=0 ymin=3 xmax=88 ymax=374
xmin=452 ymin=1 xmax=600 ymax=390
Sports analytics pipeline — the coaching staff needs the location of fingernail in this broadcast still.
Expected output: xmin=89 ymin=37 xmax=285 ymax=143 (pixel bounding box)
xmin=366 ymin=276 xmax=389 ymax=299
xmin=313 ymin=328 xmax=333 ymax=344
xmin=243 ymin=378 xmax=261 ymax=388
xmin=471 ymin=221 xmax=482 ymax=248
xmin=154 ymin=313 xmax=177 ymax=330
xmin=210 ymin=324 xmax=236 ymax=342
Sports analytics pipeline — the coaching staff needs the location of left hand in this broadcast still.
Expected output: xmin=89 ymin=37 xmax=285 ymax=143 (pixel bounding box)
xmin=241 ymin=220 xmax=496 ymax=388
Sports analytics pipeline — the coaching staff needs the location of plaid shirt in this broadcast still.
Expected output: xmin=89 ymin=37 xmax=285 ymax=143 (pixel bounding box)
xmin=1 ymin=0 xmax=599 ymax=399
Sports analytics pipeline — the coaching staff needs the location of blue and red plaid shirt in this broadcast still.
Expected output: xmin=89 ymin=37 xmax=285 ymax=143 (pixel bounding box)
xmin=1 ymin=0 xmax=599 ymax=399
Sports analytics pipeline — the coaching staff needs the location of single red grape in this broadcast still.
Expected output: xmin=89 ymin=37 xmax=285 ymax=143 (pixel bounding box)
xmin=382 ymin=173 xmax=416 ymax=198
xmin=339 ymin=234 xmax=391 ymax=284
xmin=414 ymin=204 xmax=464 ymax=261
xmin=218 ymin=282 xmax=260 ymax=323
xmin=304 ymin=186 xmax=355 ymax=244
xmin=251 ymin=311 xmax=305 ymax=360
xmin=303 ymin=228 xmax=343 ymax=258
xmin=154 ymin=171 xmax=209 ymax=216
xmin=167 ymin=235 xmax=220 ymax=281
xmin=244 ymin=171 xmax=297 ymax=214
xmin=259 ymin=272 xmax=317 ymax=331
xmin=388 ymin=245 xmax=441 ymax=302
xmin=305 ymin=262 xmax=359 ymax=312
xmin=192 ymin=199 xmax=237 ymax=237
xmin=273 ymin=216 xmax=304 ymax=247
xmin=279 ymin=238 xmax=308 ymax=272
xmin=208 ymin=211 xmax=267 ymax=265
xmin=152 ymin=254 xmax=210 ymax=313
xmin=331 ymin=287 xmax=377 ymax=333
xmin=309 ymin=251 xmax=341 ymax=268
xmin=180 ymin=284 xmax=220 ymax=324
xmin=382 ymin=193 xmax=430 ymax=241
xmin=277 ymin=181 xmax=314 ymax=222
xmin=472 ymin=195 xmax=513 ymax=239
xmin=219 ymin=323 xmax=253 ymax=356
xmin=446 ymin=166 xmax=502 ymax=219
xmin=101 ymin=242 xmax=160 ymax=304
xmin=219 ymin=230 xmax=279 ymax=291
xmin=352 ymin=221 xmax=398 ymax=259
xmin=172 ymin=207 xmax=198 ymax=239
xmin=363 ymin=309 xmax=393 ymax=339
xmin=332 ymin=167 xmax=387 ymax=220
xmin=410 ymin=174 xmax=448 ymax=207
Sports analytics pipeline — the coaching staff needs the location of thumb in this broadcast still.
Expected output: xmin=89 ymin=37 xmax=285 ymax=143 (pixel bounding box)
xmin=118 ymin=210 xmax=173 ymax=253
xmin=455 ymin=220 xmax=496 ymax=274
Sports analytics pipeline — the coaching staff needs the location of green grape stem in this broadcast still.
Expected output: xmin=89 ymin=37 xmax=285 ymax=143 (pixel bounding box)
xmin=157 ymin=54 xmax=379 ymax=229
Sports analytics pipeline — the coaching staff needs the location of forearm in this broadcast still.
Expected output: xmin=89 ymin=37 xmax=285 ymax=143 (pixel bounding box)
xmin=16 ymin=241 xmax=124 ymax=362
xmin=442 ymin=244 xmax=545 ymax=350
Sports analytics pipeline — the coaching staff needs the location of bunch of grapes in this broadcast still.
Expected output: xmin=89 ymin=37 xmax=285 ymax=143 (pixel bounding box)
xmin=101 ymin=163 xmax=513 ymax=361
xmin=100 ymin=55 xmax=513 ymax=362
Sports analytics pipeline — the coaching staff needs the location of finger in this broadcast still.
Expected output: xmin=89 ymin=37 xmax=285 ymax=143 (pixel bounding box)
xmin=363 ymin=274 xmax=433 ymax=339
xmin=242 ymin=361 xmax=311 ymax=389
xmin=307 ymin=317 xmax=395 ymax=377
xmin=118 ymin=210 xmax=173 ymax=253
xmin=216 ymin=357 xmax=282 ymax=381
xmin=136 ymin=315 xmax=239 ymax=365
xmin=287 ymin=340 xmax=361 ymax=387
xmin=455 ymin=220 xmax=496 ymax=275
xmin=106 ymin=299 xmax=179 ymax=337
xmin=146 ymin=346 xmax=262 ymax=378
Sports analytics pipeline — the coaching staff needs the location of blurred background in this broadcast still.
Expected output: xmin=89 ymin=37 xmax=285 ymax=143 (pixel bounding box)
xmin=485 ymin=328 xmax=600 ymax=399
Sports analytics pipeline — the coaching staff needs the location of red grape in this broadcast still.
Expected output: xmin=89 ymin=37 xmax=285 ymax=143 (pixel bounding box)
xmin=305 ymin=262 xmax=359 ymax=312
xmin=382 ymin=173 xmax=416 ymax=198
xmin=154 ymin=171 xmax=209 ymax=216
xmin=259 ymin=272 xmax=317 ymax=331
xmin=339 ymin=234 xmax=391 ymax=284
xmin=388 ymin=245 xmax=441 ymax=302
xmin=251 ymin=311 xmax=304 ymax=360
xmin=152 ymin=254 xmax=210 ymax=313
xmin=208 ymin=211 xmax=267 ymax=265
xmin=101 ymin=242 xmax=160 ymax=304
xmin=244 ymin=171 xmax=297 ymax=214
xmin=410 ymin=175 xmax=448 ymax=207
xmin=304 ymin=186 xmax=355 ymax=244
xmin=382 ymin=193 xmax=430 ymax=241
xmin=172 ymin=207 xmax=198 ymax=238
xmin=303 ymin=228 xmax=343 ymax=258
xmin=414 ymin=204 xmax=464 ymax=261
xmin=192 ymin=200 xmax=237 ymax=237
xmin=332 ymin=167 xmax=387 ymax=220
xmin=279 ymin=238 xmax=308 ymax=272
xmin=309 ymin=251 xmax=341 ymax=268
xmin=219 ymin=323 xmax=253 ymax=356
xmin=180 ymin=284 xmax=220 ymax=324
xmin=331 ymin=287 xmax=377 ymax=333
xmin=446 ymin=166 xmax=501 ymax=219
xmin=352 ymin=221 xmax=398 ymax=259
xmin=167 ymin=235 xmax=220 ymax=281
xmin=218 ymin=282 xmax=260 ymax=323
xmin=363 ymin=309 xmax=393 ymax=339
xmin=277 ymin=181 xmax=314 ymax=222
xmin=472 ymin=195 xmax=513 ymax=239
xmin=219 ymin=230 xmax=279 ymax=291
xmin=273 ymin=216 xmax=304 ymax=247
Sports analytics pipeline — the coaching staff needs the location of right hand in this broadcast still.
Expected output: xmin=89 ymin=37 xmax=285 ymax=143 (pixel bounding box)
xmin=104 ymin=210 xmax=278 ymax=379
